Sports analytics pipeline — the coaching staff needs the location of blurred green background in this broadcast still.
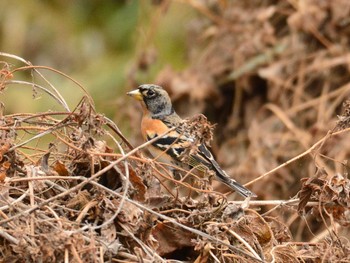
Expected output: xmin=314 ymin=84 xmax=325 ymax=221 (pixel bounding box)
xmin=0 ymin=0 xmax=194 ymax=119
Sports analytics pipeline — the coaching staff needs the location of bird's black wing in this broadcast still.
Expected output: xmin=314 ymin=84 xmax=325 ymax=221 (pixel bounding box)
xmin=152 ymin=113 xmax=256 ymax=198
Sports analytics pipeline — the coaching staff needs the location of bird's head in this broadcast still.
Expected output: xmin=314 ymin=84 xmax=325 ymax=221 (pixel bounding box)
xmin=127 ymin=84 xmax=174 ymax=116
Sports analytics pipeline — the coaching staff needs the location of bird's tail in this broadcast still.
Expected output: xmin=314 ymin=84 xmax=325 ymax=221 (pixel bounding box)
xmin=193 ymin=144 xmax=257 ymax=198
xmin=215 ymin=172 xmax=257 ymax=198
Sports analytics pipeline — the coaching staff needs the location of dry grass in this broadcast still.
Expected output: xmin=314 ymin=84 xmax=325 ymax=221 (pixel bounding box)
xmin=0 ymin=53 xmax=349 ymax=262
xmin=1 ymin=1 xmax=350 ymax=262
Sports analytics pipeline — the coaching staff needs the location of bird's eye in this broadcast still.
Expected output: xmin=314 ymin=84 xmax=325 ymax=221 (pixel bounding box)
xmin=147 ymin=90 xmax=155 ymax=97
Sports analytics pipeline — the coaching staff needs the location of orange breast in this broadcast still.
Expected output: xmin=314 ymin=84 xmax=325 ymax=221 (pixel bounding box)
xmin=141 ymin=116 xmax=170 ymax=141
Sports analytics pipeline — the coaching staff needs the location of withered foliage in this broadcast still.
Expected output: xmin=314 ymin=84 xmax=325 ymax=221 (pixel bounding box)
xmin=1 ymin=0 xmax=350 ymax=261
xmin=133 ymin=0 xmax=350 ymax=261
xmin=336 ymin=100 xmax=350 ymax=131
xmin=176 ymin=114 xmax=216 ymax=166
xmin=1 ymin=56 xmax=349 ymax=262
xmin=298 ymin=168 xmax=350 ymax=226
xmin=179 ymin=114 xmax=215 ymax=147
xmin=0 ymin=57 xmax=270 ymax=262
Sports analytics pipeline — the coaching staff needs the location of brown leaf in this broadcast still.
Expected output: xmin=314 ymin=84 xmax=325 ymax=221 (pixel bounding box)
xmin=194 ymin=243 xmax=213 ymax=263
xmin=297 ymin=169 xmax=328 ymax=214
xmin=0 ymin=161 xmax=10 ymax=182
xmin=0 ymin=171 xmax=5 ymax=182
xmin=53 ymin=161 xmax=69 ymax=177
xmin=336 ymin=100 xmax=350 ymax=130
xmin=245 ymin=209 xmax=273 ymax=248
xmin=271 ymin=245 xmax=298 ymax=263
xmin=66 ymin=190 xmax=91 ymax=209
xmin=264 ymin=216 xmax=293 ymax=243
xmin=117 ymin=201 xmax=143 ymax=226
xmin=0 ymin=143 xmax=10 ymax=162
xmin=151 ymin=221 xmax=195 ymax=256
xmin=101 ymin=210 xmax=117 ymax=243
xmin=128 ymin=165 xmax=147 ymax=202
xmin=98 ymin=161 xmax=122 ymax=190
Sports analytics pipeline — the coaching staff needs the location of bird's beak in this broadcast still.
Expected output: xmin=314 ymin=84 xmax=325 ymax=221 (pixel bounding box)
xmin=127 ymin=89 xmax=143 ymax=101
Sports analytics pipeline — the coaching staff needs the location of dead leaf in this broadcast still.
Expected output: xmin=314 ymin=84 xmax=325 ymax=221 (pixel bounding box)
xmin=245 ymin=209 xmax=273 ymax=249
xmin=151 ymin=221 xmax=195 ymax=256
xmin=53 ymin=161 xmax=69 ymax=177
xmin=297 ymin=168 xmax=328 ymax=214
xmin=271 ymin=245 xmax=298 ymax=263
xmin=264 ymin=216 xmax=293 ymax=243
xmin=101 ymin=210 xmax=117 ymax=243
xmin=194 ymin=243 xmax=213 ymax=263
xmin=128 ymin=165 xmax=147 ymax=202
xmin=0 ymin=161 xmax=10 ymax=182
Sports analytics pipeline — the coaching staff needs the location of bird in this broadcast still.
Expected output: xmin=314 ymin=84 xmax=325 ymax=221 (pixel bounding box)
xmin=127 ymin=84 xmax=256 ymax=198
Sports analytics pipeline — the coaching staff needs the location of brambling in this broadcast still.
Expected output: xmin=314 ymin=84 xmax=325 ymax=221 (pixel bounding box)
xmin=127 ymin=84 xmax=256 ymax=198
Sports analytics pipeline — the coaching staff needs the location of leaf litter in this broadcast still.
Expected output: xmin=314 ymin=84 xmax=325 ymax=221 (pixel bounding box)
xmin=1 ymin=0 xmax=350 ymax=261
